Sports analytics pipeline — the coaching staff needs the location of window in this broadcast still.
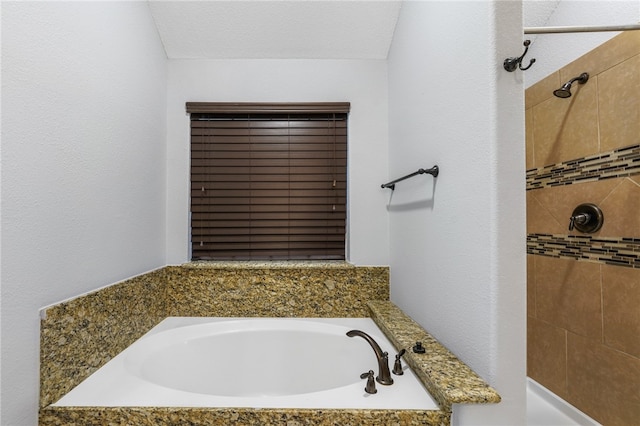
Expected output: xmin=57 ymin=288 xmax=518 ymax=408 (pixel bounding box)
xmin=187 ymin=102 xmax=350 ymax=260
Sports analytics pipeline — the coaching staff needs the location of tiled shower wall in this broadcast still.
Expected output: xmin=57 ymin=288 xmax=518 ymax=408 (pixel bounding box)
xmin=525 ymin=31 xmax=640 ymax=425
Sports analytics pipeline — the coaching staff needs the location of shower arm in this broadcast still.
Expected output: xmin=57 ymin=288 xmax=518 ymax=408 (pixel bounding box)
xmin=565 ymin=75 xmax=584 ymax=86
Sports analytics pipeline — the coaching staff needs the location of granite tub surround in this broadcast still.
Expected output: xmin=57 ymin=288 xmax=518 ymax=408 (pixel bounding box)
xmin=367 ymin=301 xmax=501 ymax=410
xmin=40 ymin=267 xmax=168 ymax=408
xmin=39 ymin=262 xmax=391 ymax=421
xmin=39 ymin=263 xmax=499 ymax=426
xmin=39 ymin=406 xmax=450 ymax=426
xmin=164 ymin=262 xmax=389 ymax=317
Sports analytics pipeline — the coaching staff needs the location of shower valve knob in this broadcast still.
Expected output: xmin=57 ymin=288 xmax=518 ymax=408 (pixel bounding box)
xmin=568 ymin=213 xmax=590 ymax=231
xmin=568 ymin=203 xmax=603 ymax=233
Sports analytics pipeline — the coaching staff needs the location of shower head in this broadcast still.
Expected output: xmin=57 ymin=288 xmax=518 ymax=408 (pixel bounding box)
xmin=553 ymin=85 xmax=573 ymax=98
xmin=553 ymin=73 xmax=589 ymax=98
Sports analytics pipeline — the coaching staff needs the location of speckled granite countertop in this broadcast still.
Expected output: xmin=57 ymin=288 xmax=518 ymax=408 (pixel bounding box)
xmin=367 ymin=301 xmax=501 ymax=409
xmin=41 ymin=301 xmax=499 ymax=426
xmin=39 ymin=406 xmax=450 ymax=425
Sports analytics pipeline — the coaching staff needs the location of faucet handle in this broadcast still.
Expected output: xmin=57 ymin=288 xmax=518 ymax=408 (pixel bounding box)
xmin=569 ymin=213 xmax=590 ymax=231
xmin=362 ymin=370 xmax=377 ymax=394
xmin=393 ymin=349 xmax=406 ymax=375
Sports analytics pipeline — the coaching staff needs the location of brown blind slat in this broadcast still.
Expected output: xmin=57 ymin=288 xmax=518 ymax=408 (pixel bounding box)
xmin=189 ymin=104 xmax=348 ymax=260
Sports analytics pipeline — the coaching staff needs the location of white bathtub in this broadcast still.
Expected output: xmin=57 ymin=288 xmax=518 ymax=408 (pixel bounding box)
xmin=526 ymin=378 xmax=600 ymax=425
xmin=53 ymin=317 xmax=439 ymax=410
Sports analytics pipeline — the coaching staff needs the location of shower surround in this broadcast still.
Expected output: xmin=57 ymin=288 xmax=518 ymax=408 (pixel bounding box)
xmin=526 ymin=30 xmax=640 ymax=425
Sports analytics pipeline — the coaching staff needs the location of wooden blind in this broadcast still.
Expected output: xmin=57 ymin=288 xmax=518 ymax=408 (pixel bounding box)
xmin=188 ymin=103 xmax=349 ymax=260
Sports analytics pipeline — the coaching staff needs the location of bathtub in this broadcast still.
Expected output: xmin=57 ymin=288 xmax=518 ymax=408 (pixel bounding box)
xmin=527 ymin=378 xmax=600 ymax=425
xmin=53 ymin=317 xmax=439 ymax=410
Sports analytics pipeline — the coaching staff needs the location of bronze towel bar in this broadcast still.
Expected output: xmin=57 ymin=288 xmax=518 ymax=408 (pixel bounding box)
xmin=381 ymin=165 xmax=439 ymax=190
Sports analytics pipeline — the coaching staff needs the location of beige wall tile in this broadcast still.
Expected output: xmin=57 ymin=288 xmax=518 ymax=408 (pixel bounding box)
xmin=561 ymin=30 xmax=640 ymax=83
xmin=528 ymin=179 xmax=620 ymax=235
xmin=526 ymin=71 xmax=560 ymax=109
xmin=527 ymin=255 xmax=536 ymax=318
xmin=567 ymin=332 xmax=640 ymax=426
xmin=532 ymin=81 xmax=599 ymax=166
xmin=527 ymin=317 xmax=567 ymax=399
xmin=526 ymin=31 xmax=640 ymax=423
xmin=535 ymin=257 xmax=602 ymax=339
xmin=602 ymin=265 xmax=640 ymax=358
xmin=526 ymin=107 xmax=535 ymax=170
xmin=600 ymin=177 xmax=640 ymax=238
xmin=526 ymin=191 xmax=565 ymax=235
xmin=599 ymin=54 xmax=640 ymax=152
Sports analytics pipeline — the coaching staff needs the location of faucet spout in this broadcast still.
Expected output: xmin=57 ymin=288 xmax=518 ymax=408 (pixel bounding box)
xmin=347 ymin=330 xmax=393 ymax=385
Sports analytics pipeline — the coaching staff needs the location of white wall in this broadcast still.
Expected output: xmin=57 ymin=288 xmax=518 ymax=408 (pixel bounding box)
xmin=524 ymin=0 xmax=640 ymax=87
xmin=1 ymin=2 xmax=167 ymax=425
xmin=387 ymin=1 xmax=526 ymax=424
xmin=0 ymin=1 xmax=530 ymax=424
xmin=166 ymin=60 xmax=390 ymax=265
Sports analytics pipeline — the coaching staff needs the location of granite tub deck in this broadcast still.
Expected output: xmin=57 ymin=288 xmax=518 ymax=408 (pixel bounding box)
xmin=367 ymin=301 xmax=501 ymax=409
xmin=39 ymin=262 xmax=499 ymax=425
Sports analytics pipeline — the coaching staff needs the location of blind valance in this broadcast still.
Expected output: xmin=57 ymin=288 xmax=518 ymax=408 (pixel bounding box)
xmin=186 ymin=102 xmax=351 ymax=114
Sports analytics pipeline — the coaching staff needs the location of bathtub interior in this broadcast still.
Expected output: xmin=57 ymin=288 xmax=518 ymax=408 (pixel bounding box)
xmin=53 ymin=317 xmax=440 ymax=410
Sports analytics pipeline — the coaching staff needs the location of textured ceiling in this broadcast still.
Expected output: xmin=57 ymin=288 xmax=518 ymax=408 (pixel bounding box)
xmin=148 ymin=0 xmax=403 ymax=59
xmin=148 ymin=1 xmax=605 ymax=60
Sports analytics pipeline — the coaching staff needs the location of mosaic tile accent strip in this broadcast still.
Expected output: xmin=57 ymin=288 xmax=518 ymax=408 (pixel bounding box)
xmin=527 ymin=233 xmax=640 ymax=268
xmin=527 ymin=144 xmax=640 ymax=191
